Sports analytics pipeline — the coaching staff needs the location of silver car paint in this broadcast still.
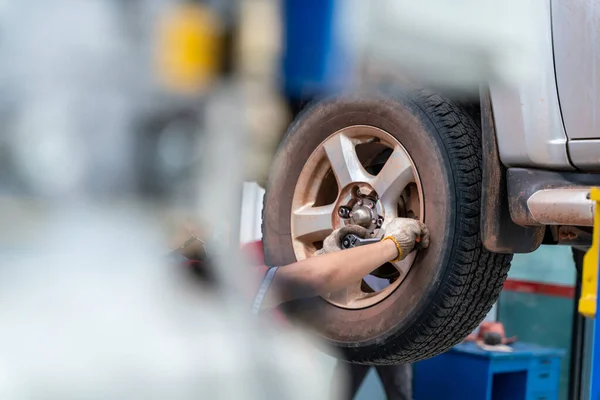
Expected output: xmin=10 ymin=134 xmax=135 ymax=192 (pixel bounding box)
xmin=552 ymin=0 xmax=600 ymax=171
xmin=493 ymin=0 xmax=600 ymax=171
xmin=552 ymin=0 xmax=600 ymax=141
xmin=568 ymin=140 xmax=600 ymax=171
xmin=490 ymin=0 xmax=574 ymax=170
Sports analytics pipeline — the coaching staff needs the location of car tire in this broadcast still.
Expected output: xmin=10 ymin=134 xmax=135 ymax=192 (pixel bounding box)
xmin=262 ymin=90 xmax=513 ymax=364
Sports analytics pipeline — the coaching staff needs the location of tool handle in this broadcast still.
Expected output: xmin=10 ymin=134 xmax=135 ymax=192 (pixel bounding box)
xmin=341 ymin=234 xmax=381 ymax=249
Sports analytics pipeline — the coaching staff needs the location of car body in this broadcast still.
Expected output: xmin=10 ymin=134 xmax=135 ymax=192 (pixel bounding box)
xmin=481 ymin=0 xmax=599 ymax=253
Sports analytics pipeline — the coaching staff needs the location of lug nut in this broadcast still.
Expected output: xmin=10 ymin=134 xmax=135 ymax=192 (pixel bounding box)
xmin=338 ymin=206 xmax=352 ymax=219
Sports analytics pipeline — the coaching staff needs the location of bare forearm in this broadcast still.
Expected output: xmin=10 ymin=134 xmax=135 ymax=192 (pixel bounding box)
xmin=271 ymin=240 xmax=398 ymax=303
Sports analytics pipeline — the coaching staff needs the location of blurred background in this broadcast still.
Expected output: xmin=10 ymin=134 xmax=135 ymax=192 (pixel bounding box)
xmin=0 ymin=0 xmax=584 ymax=399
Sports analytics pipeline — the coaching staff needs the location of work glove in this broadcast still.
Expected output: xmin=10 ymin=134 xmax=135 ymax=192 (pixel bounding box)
xmin=382 ymin=217 xmax=430 ymax=262
xmin=313 ymin=225 xmax=371 ymax=256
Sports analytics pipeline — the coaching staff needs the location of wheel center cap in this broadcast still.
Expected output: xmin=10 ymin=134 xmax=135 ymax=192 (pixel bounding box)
xmin=351 ymin=205 xmax=375 ymax=228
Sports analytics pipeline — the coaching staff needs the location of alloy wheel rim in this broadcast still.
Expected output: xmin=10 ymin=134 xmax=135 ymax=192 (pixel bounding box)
xmin=291 ymin=125 xmax=424 ymax=309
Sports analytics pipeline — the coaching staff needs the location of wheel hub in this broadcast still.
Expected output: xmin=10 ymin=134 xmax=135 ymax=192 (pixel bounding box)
xmin=338 ymin=187 xmax=384 ymax=231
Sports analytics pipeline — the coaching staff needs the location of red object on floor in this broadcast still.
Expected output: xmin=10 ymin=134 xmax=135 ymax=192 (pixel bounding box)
xmin=465 ymin=322 xmax=517 ymax=345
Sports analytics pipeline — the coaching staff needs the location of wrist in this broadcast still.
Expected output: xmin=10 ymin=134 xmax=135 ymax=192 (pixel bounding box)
xmin=380 ymin=239 xmax=400 ymax=261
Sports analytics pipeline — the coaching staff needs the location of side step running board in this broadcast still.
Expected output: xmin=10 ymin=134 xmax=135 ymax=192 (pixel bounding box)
xmin=527 ymin=188 xmax=593 ymax=226
xmin=507 ymin=168 xmax=600 ymax=227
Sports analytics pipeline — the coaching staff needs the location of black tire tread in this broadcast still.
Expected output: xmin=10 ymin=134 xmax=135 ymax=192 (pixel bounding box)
xmin=363 ymin=90 xmax=512 ymax=364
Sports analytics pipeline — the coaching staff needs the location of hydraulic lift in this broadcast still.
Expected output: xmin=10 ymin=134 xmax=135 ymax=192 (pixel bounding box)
xmin=574 ymin=187 xmax=600 ymax=399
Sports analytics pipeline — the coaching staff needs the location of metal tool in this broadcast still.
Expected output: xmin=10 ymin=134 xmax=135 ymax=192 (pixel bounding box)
xmin=342 ymin=232 xmax=423 ymax=250
xmin=341 ymin=233 xmax=382 ymax=249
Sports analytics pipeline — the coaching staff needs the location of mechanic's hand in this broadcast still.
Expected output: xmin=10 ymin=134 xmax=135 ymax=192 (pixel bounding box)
xmin=313 ymin=225 xmax=371 ymax=256
xmin=383 ymin=218 xmax=430 ymax=261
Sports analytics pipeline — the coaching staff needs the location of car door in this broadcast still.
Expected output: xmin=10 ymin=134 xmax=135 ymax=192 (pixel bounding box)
xmin=552 ymin=0 xmax=600 ymax=171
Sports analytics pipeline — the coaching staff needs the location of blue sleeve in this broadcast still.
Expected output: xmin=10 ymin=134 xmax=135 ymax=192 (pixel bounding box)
xmin=251 ymin=266 xmax=280 ymax=314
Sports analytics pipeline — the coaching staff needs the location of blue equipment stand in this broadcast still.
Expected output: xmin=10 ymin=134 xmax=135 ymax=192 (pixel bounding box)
xmin=414 ymin=342 xmax=565 ymax=400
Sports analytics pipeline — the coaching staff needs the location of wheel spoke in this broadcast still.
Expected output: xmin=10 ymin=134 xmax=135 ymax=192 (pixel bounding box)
xmin=373 ymin=145 xmax=414 ymax=210
xmin=326 ymin=279 xmax=364 ymax=306
xmin=292 ymin=204 xmax=335 ymax=240
xmin=392 ymin=251 xmax=416 ymax=276
xmin=323 ymin=133 xmax=371 ymax=188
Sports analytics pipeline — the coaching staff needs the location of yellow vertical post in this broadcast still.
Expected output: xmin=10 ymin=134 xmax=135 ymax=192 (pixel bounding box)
xmin=579 ymin=187 xmax=600 ymax=318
